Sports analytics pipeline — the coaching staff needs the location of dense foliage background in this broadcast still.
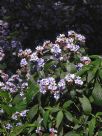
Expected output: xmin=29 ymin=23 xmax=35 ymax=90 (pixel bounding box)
xmin=1 ymin=0 xmax=102 ymax=136
xmin=0 ymin=0 xmax=102 ymax=54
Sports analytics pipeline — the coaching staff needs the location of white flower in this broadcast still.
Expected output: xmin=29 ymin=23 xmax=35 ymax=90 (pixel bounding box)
xmin=80 ymin=56 xmax=91 ymax=62
xmin=36 ymin=127 xmax=42 ymax=134
xmin=20 ymin=91 xmax=24 ymax=96
xmin=54 ymin=91 xmax=60 ymax=100
xmin=68 ymin=30 xmax=76 ymax=36
xmin=12 ymin=112 xmax=19 ymax=120
xmin=30 ymin=52 xmax=38 ymax=62
xmin=0 ymin=81 xmax=4 ymax=87
xmin=0 ymin=109 xmax=4 ymax=113
xmin=20 ymin=110 xmax=29 ymax=117
xmin=36 ymin=46 xmax=44 ymax=51
xmin=16 ymin=122 xmax=22 ymax=126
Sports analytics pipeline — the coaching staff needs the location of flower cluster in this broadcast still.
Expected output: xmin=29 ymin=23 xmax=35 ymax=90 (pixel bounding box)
xmin=0 ymin=72 xmax=28 ymax=93
xmin=39 ymin=74 xmax=83 ymax=100
xmin=0 ymin=29 xmax=93 ymax=135
xmin=0 ymin=31 xmax=90 ymax=98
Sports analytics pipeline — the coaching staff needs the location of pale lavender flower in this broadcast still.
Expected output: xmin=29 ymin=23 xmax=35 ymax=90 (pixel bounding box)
xmin=39 ymin=85 xmax=46 ymax=94
xmin=51 ymin=44 xmax=61 ymax=54
xmin=48 ymin=77 xmax=56 ymax=85
xmin=76 ymin=34 xmax=85 ymax=43
xmin=25 ymin=48 xmax=32 ymax=55
xmin=70 ymin=45 xmax=80 ymax=52
xmin=49 ymin=128 xmax=57 ymax=133
xmin=40 ymin=78 xmax=49 ymax=86
xmin=20 ymin=58 xmax=28 ymax=67
xmin=76 ymin=63 xmax=84 ymax=70
xmin=5 ymin=124 xmax=13 ymax=130
xmin=37 ymin=58 xmax=45 ymax=68
xmin=58 ymin=79 xmax=65 ymax=90
xmin=75 ymin=76 xmax=83 ymax=86
xmin=65 ymin=74 xmax=75 ymax=82
xmin=48 ymin=84 xmax=57 ymax=91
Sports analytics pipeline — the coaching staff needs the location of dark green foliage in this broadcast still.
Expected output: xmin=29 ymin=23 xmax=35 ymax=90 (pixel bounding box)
xmin=1 ymin=0 xmax=102 ymax=54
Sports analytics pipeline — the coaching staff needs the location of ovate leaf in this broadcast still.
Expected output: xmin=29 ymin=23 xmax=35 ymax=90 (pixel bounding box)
xmin=56 ymin=111 xmax=63 ymax=128
xmin=92 ymin=81 xmax=102 ymax=106
xmin=79 ymin=95 xmax=92 ymax=114
xmin=65 ymin=111 xmax=73 ymax=122
xmin=88 ymin=118 xmax=96 ymax=136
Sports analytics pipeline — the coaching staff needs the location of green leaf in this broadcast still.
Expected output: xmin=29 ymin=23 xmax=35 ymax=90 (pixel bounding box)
xmin=10 ymin=124 xmax=36 ymax=136
xmin=28 ymin=104 xmax=38 ymax=120
xmin=1 ymin=104 xmax=14 ymax=115
xmin=92 ymin=81 xmax=102 ymax=106
xmin=87 ymin=71 xmax=94 ymax=83
xmin=64 ymin=131 xmax=80 ymax=136
xmin=56 ymin=111 xmax=63 ymax=128
xmin=45 ymin=106 xmax=60 ymax=113
xmin=88 ymin=118 xmax=96 ymax=136
xmin=65 ymin=111 xmax=73 ymax=122
xmin=76 ymin=66 xmax=89 ymax=76
xmin=13 ymin=94 xmax=23 ymax=105
xmin=66 ymin=62 xmax=76 ymax=73
xmin=63 ymin=100 xmax=73 ymax=109
xmin=79 ymin=95 xmax=92 ymax=114
xmin=15 ymin=99 xmax=27 ymax=112
xmin=0 ymin=63 xmax=7 ymax=70
xmin=43 ymin=110 xmax=49 ymax=128
xmin=0 ymin=91 xmax=11 ymax=102
xmin=98 ymin=131 xmax=102 ymax=136
xmin=26 ymin=80 xmax=39 ymax=103
xmin=99 ymin=69 xmax=102 ymax=79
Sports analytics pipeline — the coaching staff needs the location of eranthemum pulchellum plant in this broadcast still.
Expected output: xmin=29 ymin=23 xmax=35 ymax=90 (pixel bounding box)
xmin=1 ymin=28 xmax=102 ymax=136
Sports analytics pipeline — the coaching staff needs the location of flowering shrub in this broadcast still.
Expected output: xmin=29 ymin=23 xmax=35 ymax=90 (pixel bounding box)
xmin=1 ymin=28 xmax=102 ymax=136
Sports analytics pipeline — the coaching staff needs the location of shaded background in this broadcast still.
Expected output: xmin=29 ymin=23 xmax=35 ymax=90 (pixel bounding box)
xmin=0 ymin=0 xmax=102 ymax=54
